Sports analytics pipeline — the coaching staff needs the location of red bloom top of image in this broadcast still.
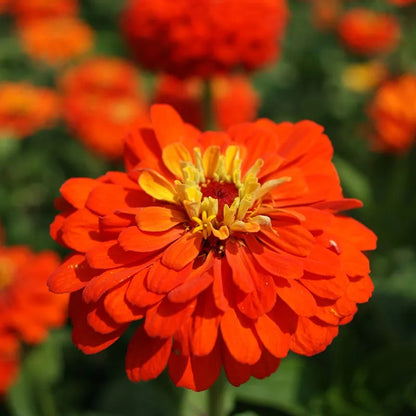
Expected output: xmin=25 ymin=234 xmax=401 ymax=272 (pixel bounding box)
xmin=0 ymin=82 xmax=60 ymax=139
xmin=60 ymin=57 xmax=149 ymax=159
xmin=49 ymin=105 xmax=376 ymax=391
xmin=154 ymin=74 xmax=259 ymax=130
xmin=0 ymin=331 xmax=19 ymax=396
xmin=18 ymin=17 xmax=94 ymax=66
xmin=367 ymin=74 xmax=416 ymax=153
xmin=337 ymin=8 xmax=401 ymax=55
xmin=0 ymin=0 xmax=9 ymax=14
xmin=388 ymin=0 xmax=415 ymax=6
xmin=11 ymin=0 xmax=78 ymax=23
xmin=120 ymin=0 xmax=289 ymax=78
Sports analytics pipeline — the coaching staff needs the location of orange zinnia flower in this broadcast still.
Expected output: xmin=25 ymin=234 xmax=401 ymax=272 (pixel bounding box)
xmin=0 ymin=82 xmax=60 ymax=139
xmin=60 ymin=57 xmax=148 ymax=159
xmin=59 ymin=57 xmax=142 ymax=99
xmin=18 ymin=17 xmax=94 ymax=66
xmin=367 ymin=74 xmax=416 ymax=153
xmin=121 ymin=0 xmax=289 ymax=78
xmin=154 ymin=75 xmax=259 ymax=130
xmin=0 ymin=245 xmax=68 ymax=344
xmin=0 ymin=331 xmax=19 ymax=396
xmin=49 ymin=105 xmax=376 ymax=391
xmin=11 ymin=0 xmax=78 ymax=22
xmin=337 ymin=8 xmax=401 ymax=55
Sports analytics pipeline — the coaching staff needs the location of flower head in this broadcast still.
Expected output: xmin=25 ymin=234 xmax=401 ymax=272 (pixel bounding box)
xmin=11 ymin=0 xmax=78 ymax=23
xmin=0 ymin=245 xmax=68 ymax=344
xmin=60 ymin=57 xmax=148 ymax=159
xmin=337 ymin=8 xmax=401 ymax=55
xmin=120 ymin=0 xmax=289 ymax=78
xmin=367 ymin=74 xmax=416 ymax=153
xmin=49 ymin=105 xmax=376 ymax=391
xmin=0 ymin=82 xmax=60 ymax=139
xmin=18 ymin=17 xmax=94 ymax=66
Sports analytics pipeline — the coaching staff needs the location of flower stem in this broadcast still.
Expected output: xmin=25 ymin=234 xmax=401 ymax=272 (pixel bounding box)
xmin=203 ymin=78 xmax=216 ymax=130
xmin=208 ymin=371 xmax=228 ymax=416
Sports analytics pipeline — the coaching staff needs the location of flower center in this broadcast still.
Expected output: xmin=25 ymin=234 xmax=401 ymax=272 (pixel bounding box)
xmin=0 ymin=257 xmax=15 ymax=291
xmin=139 ymin=143 xmax=291 ymax=241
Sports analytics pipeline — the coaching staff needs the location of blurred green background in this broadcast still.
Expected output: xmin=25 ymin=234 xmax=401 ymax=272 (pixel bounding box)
xmin=0 ymin=0 xmax=415 ymax=415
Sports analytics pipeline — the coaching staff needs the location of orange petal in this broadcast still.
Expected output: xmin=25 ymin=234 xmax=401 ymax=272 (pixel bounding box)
xmin=125 ymin=268 xmax=164 ymax=307
xmin=275 ymin=278 xmax=317 ymax=317
xmin=103 ymin=280 xmax=144 ymax=324
xmin=48 ymin=253 xmax=93 ymax=293
xmin=346 ymin=274 xmax=374 ymax=303
xmin=147 ymin=260 xmax=192 ymax=293
xmin=144 ymin=298 xmax=196 ymax=338
xmin=225 ymin=240 xmax=255 ymax=293
xmin=151 ymin=104 xmax=186 ymax=148
xmin=136 ymin=206 xmax=187 ymax=232
xmin=220 ymin=308 xmax=261 ymax=365
xmin=118 ymin=225 xmax=184 ymax=252
xmin=168 ymin=270 xmax=213 ymax=304
xmin=161 ymin=232 xmax=203 ymax=270
xmin=126 ymin=325 xmax=172 ymax=382
xmin=162 ymin=142 xmax=192 ymax=178
xmin=168 ymin=343 xmax=222 ymax=391
xmin=60 ymin=177 xmax=97 ymax=209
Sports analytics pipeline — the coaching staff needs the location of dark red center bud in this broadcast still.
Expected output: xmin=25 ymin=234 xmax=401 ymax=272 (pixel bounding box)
xmin=200 ymin=180 xmax=238 ymax=220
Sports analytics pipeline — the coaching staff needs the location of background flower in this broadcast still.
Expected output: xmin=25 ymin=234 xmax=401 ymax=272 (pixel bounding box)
xmin=120 ymin=0 xmax=289 ymax=78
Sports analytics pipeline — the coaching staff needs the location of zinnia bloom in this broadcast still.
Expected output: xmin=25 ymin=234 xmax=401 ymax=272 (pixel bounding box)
xmin=59 ymin=57 xmax=142 ymax=99
xmin=63 ymin=94 xmax=149 ymax=159
xmin=367 ymin=74 xmax=416 ymax=153
xmin=120 ymin=0 xmax=289 ymax=78
xmin=49 ymin=105 xmax=376 ymax=391
xmin=60 ymin=57 xmax=148 ymax=159
xmin=154 ymin=75 xmax=259 ymax=130
xmin=337 ymin=8 xmax=401 ymax=55
xmin=0 ymin=82 xmax=60 ymax=139
xmin=18 ymin=17 xmax=94 ymax=66
xmin=11 ymin=0 xmax=78 ymax=22
xmin=0 ymin=331 xmax=19 ymax=396
xmin=0 ymin=245 xmax=68 ymax=344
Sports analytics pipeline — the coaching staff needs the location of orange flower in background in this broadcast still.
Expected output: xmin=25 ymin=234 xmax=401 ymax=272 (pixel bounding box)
xmin=0 ymin=245 xmax=68 ymax=344
xmin=154 ymin=75 xmax=259 ymax=130
xmin=0 ymin=331 xmax=19 ymax=396
xmin=18 ymin=17 xmax=94 ymax=66
xmin=388 ymin=0 xmax=415 ymax=5
xmin=64 ymin=94 xmax=149 ymax=159
xmin=11 ymin=0 xmax=78 ymax=22
xmin=0 ymin=0 xmax=9 ymax=14
xmin=121 ymin=0 xmax=289 ymax=78
xmin=49 ymin=105 xmax=376 ymax=391
xmin=60 ymin=57 xmax=148 ymax=159
xmin=0 ymin=82 xmax=60 ymax=139
xmin=60 ymin=57 xmax=141 ymax=99
xmin=367 ymin=74 xmax=416 ymax=153
xmin=212 ymin=75 xmax=260 ymax=130
xmin=337 ymin=8 xmax=401 ymax=55
xmin=310 ymin=0 xmax=342 ymax=31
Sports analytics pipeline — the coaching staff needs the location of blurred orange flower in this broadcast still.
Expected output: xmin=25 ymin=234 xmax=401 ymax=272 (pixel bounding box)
xmin=310 ymin=0 xmax=342 ymax=31
xmin=49 ymin=104 xmax=376 ymax=391
xmin=0 ymin=246 xmax=68 ymax=344
xmin=0 ymin=0 xmax=9 ymax=14
xmin=121 ymin=0 xmax=289 ymax=78
xmin=60 ymin=57 xmax=148 ymax=159
xmin=11 ymin=0 xmax=78 ymax=22
xmin=154 ymin=74 xmax=259 ymax=130
xmin=337 ymin=8 xmax=400 ymax=55
xmin=0 ymin=82 xmax=60 ymax=139
xmin=18 ymin=17 xmax=94 ymax=66
xmin=0 ymin=331 xmax=19 ymax=396
xmin=367 ymin=74 xmax=416 ymax=153
xmin=60 ymin=57 xmax=141 ymax=99
xmin=388 ymin=0 xmax=415 ymax=5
